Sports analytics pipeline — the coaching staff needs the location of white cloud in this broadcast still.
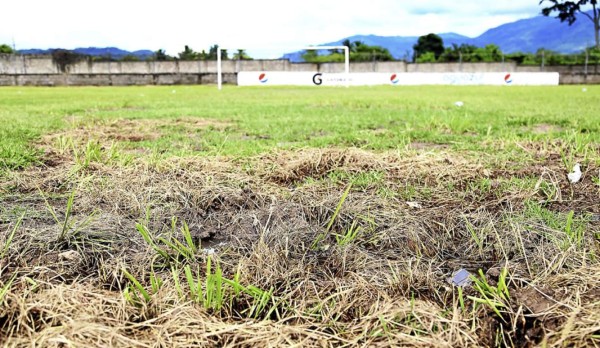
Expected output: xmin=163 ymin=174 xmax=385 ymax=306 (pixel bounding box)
xmin=0 ymin=0 xmax=543 ymax=58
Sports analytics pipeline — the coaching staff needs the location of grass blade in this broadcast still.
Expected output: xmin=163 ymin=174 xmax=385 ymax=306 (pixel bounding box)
xmin=1 ymin=212 xmax=24 ymax=259
xmin=122 ymin=268 xmax=151 ymax=302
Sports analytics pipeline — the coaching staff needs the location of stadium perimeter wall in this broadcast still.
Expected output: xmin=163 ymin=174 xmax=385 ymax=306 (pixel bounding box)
xmin=1 ymin=54 xmax=599 ymax=85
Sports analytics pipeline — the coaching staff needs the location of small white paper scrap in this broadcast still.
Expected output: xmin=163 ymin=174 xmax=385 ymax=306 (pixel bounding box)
xmin=567 ymin=163 xmax=582 ymax=183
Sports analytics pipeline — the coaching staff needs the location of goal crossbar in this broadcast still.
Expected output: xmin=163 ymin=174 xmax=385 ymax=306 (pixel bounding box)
xmin=217 ymin=46 xmax=350 ymax=89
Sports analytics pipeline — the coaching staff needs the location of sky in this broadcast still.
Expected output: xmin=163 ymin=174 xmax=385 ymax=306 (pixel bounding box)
xmin=1 ymin=1 xmax=545 ymax=58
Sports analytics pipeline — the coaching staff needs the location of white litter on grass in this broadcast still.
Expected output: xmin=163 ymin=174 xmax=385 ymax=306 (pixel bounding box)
xmin=582 ymin=88 xmax=588 ymax=92
xmin=172 ymin=90 xmax=177 ymax=94
xmin=449 ymin=268 xmax=472 ymax=287
xmin=58 ymin=250 xmax=80 ymax=262
xmin=455 ymin=101 xmax=464 ymax=107
xmin=203 ymin=248 xmax=216 ymax=255
xmin=406 ymin=201 xmax=422 ymax=209
xmin=202 ymin=242 xmax=227 ymax=255
xmin=568 ymin=163 xmax=582 ymax=183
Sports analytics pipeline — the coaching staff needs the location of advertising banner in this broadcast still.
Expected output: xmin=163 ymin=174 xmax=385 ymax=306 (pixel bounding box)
xmin=237 ymin=72 xmax=560 ymax=86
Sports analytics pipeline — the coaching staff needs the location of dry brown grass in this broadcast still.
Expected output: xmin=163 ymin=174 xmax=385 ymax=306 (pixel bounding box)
xmin=1 ymin=127 xmax=599 ymax=347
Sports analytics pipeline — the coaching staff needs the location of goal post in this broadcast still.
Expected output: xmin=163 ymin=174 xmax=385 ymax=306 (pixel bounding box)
xmin=217 ymin=45 xmax=350 ymax=90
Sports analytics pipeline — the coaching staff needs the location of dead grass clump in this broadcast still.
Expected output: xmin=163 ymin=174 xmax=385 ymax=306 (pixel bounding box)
xmin=261 ymin=148 xmax=387 ymax=185
xmin=41 ymin=117 xmax=233 ymax=155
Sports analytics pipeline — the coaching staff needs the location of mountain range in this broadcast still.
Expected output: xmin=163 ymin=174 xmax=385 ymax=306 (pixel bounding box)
xmin=18 ymin=47 xmax=155 ymax=60
xmin=283 ymin=11 xmax=596 ymax=62
xmin=15 ymin=11 xmax=596 ymax=61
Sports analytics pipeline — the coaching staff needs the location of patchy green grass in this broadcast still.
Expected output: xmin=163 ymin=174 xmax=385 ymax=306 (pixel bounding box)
xmin=1 ymin=85 xmax=599 ymax=171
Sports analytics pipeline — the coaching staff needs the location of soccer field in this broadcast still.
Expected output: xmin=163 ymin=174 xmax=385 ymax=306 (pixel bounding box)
xmin=1 ymin=86 xmax=599 ymax=346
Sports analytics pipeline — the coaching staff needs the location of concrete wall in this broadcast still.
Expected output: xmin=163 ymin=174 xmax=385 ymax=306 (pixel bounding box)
xmin=0 ymin=73 xmax=237 ymax=87
xmin=1 ymin=54 xmax=599 ymax=85
xmin=560 ymin=73 xmax=600 ymax=84
xmin=0 ymin=54 xmax=58 ymax=74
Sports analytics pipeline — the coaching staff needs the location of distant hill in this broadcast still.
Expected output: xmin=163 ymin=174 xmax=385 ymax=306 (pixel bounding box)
xmin=282 ymin=33 xmax=471 ymax=62
xmin=18 ymin=47 xmax=154 ymax=60
xmin=283 ymin=11 xmax=596 ymax=62
xmin=471 ymin=12 xmax=593 ymax=53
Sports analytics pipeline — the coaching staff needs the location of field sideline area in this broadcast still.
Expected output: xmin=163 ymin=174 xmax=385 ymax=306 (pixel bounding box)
xmin=0 ymin=85 xmax=599 ymax=347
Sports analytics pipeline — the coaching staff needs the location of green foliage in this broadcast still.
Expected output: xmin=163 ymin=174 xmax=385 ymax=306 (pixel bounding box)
xmin=524 ymin=201 xmax=588 ymax=250
xmin=178 ymin=45 xmax=199 ymax=60
xmin=348 ymin=41 xmax=393 ymax=62
xmin=416 ymin=51 xmax=437 ymax=63
xmin=413 ymin=33 xmax=445 ymax=61
xmin=333 ymin=220 xmax=361 ymax=246
xmin=436 ymin=43 xmax=598 ymax=64
xmin=232 ymin=49 xmax=252 ymax=60
xmin=302 ymin=40 xmax=393 ymax=63
xmin=208 ymin=45 xmax=227 ymax=60
xmin=540 ymin=0 xmax=600 ymax=49
xmin=438 ymin=44 xmax=503 ymax=63
xmin=121 ymin=54 xmax=140 ymax=62
xmin=152 ymin=49 xmax=172 ymax=61
xmin=185 ymin=257 xmax=225 ymax=310
xmin=122 ymin=268 xmax=152 ymax=304
xmin=123 ymin=257 xmax=276 ymax=318
xmin=508 ymin=47 xmax=600 ymax=65
xmin=0 ymin=44 xmax=14 ymax=54
xmin=468 ymin=268 xmax=510 ymax=321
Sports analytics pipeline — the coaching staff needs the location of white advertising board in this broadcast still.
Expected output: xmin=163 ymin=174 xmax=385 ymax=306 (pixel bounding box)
xmin=237 ymin=72 xmax=560 ymax=86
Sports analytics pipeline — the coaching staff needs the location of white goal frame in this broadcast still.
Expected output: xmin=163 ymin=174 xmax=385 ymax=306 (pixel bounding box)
xmin=217 ymin=46 xmax=350 ymax=89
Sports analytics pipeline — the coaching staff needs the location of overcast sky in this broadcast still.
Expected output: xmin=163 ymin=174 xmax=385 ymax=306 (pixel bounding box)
xmin=1 ymin=1 xmax=544 ymax=58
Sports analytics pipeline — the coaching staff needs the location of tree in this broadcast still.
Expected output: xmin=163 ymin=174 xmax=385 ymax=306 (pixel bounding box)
xmin=471 ymin=44 xmax=503 ymax=62
xmin=342 ymin=39 xmax=353 ymax=51
xmin=439 ymin=44 xmax=477 ymax=62
xmin=232 ymin=49 xmax=252 ymax=60
xmin=413 ymin=33 xmax=445 ymax=62
xmin=121 ymin=54 xmax=140 ymax=62
xmin=198 ymin=50 xmax=209 ymax=60
xmin=0 ymin=44 xmax=14 ymax=54
xmin=178 ymin=45 xmax=199 ymax=60
xmin=540 ymin=0 xmax=600 ymax=49
xmin=351 ymin=41 xmax=393 ymax=61
xmin=438 ymin=44 xmax=505 ymax=62
xmin=207 ymin=45 xmax=227 ymax=60
xmin=416 ymin=52 xmax=437 ymax=63
xmin=153 ymin=49 xmax=171 ymax=61
xmin=303 ymin=40 xmax=393 ymax=62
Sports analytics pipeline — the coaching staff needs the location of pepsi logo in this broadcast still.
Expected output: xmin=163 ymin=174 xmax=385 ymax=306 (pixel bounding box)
xmin=258 ymin=73 xmax=268 ymax=83
xmin=504 ymin=73 xmax=513 ymax=84
xmin=390 ymin=73 xmax=399 ymax=84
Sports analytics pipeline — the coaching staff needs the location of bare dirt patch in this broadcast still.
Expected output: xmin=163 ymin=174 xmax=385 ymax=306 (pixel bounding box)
xmin=531 ymin=123 xmax=564 ymax=134
xmin=1 ymin=140 xmax=599 ymax=346
xmin=43 ymin=117 xmax=233 ymax=149
xmin=409 ymin=141 xmax=450 ymax=151
xmin=173 ymin=117 xmax=232 ymax=130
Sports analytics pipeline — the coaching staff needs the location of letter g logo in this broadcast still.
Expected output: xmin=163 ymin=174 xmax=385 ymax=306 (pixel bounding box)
xmin=312 ymin=73 xmax=323 ymax=86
